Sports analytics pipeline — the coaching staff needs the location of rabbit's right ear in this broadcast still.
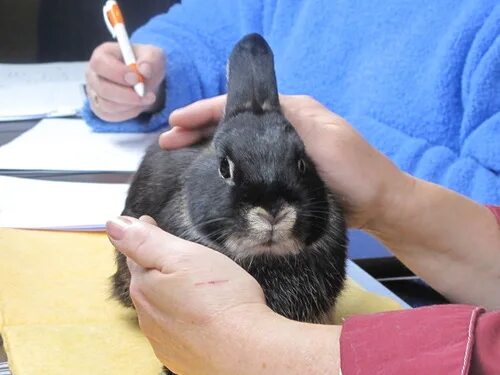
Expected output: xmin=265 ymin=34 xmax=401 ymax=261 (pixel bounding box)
xmin=224 ymin=33 xmax=280 ymax=118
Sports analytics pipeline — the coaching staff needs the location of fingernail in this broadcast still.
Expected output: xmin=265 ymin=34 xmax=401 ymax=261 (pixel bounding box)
xmin=124 ymin=72 xmax=138 ymax=85
xmin=107 ymin=216 xmax=133 ymax=240
xmin=138 ymin=63 xmax=152 ymax=79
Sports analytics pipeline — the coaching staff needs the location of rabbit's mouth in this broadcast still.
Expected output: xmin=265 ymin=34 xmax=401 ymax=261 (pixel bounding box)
xmin=224 ymin=233 xmax=302 ymax=259
xmin=223 ymin=204 xmax=303 ymax=259
xmin=255 ymin=236 xmax=302 ymax=256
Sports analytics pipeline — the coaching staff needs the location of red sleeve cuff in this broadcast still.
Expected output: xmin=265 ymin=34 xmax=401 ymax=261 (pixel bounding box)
xmin=340 ymin=305 xmax=484 ymax=375
xmin=471 ymin=310 xmax=500 ymax=374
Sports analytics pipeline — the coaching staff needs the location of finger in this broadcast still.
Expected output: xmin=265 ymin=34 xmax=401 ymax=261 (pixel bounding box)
xmin=136 ymin=44 xmax=164 ymax=74
xmin=169 ymin=95 xmax=227 ymax=129
xmin=280 ymin=95 xmax=346 ymax=140
xmin=281 ymin=95 xmax=345 ymax=123
xmin=94 ymin=109 xmax=143 ymax=123
xmin=138 ymin=62 xmax=153 ymax=80
xmin=106 ymin=216 xmax=200 ymax=272
xmin=281 ymin=95 xmax=324 ymax=122
xmin=90 ymin=105 xmax=143 ymax=122
xmin=89 ymin=42 xmax=132 ymax=86
xmin=89 ymin=95 xmax=143 ymax=122
xmin=126 ymin=256 xmax=144 ymax=275
xmin=88 ymin=71 xmax=155 ymax=106
xmin=136 ymin=47 xmax=163 ymax=78
xmin=122 ymin=64 xmax=152 ymax=87
xmin=159 ymin=126 xmax=216 ymax=150
xmin=135 ymin=46 xmax=166 ymax=94
xmin=139 ymin=215 xmax=158 ymax=226
xmin=92 ymin=93 xmax=145 ymax=114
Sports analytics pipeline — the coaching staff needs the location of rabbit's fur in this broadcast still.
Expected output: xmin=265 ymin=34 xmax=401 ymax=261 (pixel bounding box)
xmin=113 ymin=33 xmax=347 ymax=334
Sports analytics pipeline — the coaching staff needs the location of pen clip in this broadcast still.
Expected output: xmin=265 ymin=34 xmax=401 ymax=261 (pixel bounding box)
xmin=103 ymin=1 xmax=117 ymax=38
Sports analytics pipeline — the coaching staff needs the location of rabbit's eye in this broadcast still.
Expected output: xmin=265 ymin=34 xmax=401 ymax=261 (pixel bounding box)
xmin=219 ymin=156 xmax=234 ymax=181
xmin=298 ymin=159 xmax=307 ymax=174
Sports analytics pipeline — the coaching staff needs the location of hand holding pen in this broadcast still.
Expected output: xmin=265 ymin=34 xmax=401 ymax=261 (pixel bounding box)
xmin=85 ymin=1 xmax=165 ymax=122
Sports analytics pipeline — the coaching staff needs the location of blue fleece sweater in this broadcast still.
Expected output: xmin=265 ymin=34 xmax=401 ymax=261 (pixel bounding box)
xmin=83 ymin=0 xmax=500 ymax=204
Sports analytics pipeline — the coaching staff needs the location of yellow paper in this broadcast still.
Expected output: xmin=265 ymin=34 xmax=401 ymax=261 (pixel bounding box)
xmin=0 ymin=229 xmax=402 ymax=374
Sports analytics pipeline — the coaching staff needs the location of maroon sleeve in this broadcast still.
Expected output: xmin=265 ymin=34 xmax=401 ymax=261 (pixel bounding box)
xmin=471 ymin=311 xmax=500 ymax=374
xmin=486 ymin=205 xmax=500 ymax=225
xmin=340 ymin=305 xmax=500 ymax=375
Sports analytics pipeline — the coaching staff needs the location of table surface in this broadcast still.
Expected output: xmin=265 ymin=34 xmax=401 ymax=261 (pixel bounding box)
xmin=0 ymin=120 xmax=134 ymax=371
xmin=0 ymin=119 xmax=408 ymax=372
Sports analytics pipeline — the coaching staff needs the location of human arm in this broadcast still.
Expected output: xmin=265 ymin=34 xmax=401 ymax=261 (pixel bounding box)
xmin=283 ymin=96 xmax=500 ymax=309
xmin=82 ymin=0 xmax=266 ymax=133
xmin=106 ymin=216 xmax=341 ymax=375
xmin=161 ymin=95 xmax=500 ymax=309
xmin=365 ymin=177 xmax=500 ymax=310
xmin=108 ymin=216 xmax=500 ymax=375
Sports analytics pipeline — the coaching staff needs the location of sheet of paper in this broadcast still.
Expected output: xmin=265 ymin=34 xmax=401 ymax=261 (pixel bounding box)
xmin=0 ymin=62 xmax=87 ymax=86
xmin=0 ymin=62 xmax=87 ymax=121
xmin=0 ymin=119 xmax=159 ymax=172
xmin=0 ymin=176 xmax=129 ymax=230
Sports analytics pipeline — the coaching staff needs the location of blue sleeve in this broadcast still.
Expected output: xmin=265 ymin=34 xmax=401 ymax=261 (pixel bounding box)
xmin=82 ymin=0 xmax=265 ymax=133
xmin=350 ymin=8 xmax=500 ymax=204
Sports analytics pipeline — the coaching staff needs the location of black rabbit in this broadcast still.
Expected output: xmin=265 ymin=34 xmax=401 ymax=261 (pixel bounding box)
xmin=112 ymin=33 xmax=347 ymax=374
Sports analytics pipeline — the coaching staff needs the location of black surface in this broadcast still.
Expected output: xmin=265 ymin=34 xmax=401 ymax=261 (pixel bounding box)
xmin=355 ymin=256 xmax=414 ymax=279
xmin=353 ymin=257 xmax=449 ymax=307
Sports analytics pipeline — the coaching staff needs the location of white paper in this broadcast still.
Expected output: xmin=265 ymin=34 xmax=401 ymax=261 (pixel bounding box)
xmin=0 ymin=119 xmax=159 ymax=172
xmin=0 ymin=62 xmax=87 ymax=86
xmin=0 ymin=176 xmax=129 ymax=230
xmin=0 ymin=62 xmax=87 ymax=120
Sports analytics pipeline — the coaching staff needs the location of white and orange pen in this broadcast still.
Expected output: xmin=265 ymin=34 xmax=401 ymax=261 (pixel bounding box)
xmin=103 ymin=0 xmax=145 ymax=97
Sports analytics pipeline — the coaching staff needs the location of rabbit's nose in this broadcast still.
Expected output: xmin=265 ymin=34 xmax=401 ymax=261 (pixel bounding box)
xmin=257 ymin=209 xmax=283 ymax=225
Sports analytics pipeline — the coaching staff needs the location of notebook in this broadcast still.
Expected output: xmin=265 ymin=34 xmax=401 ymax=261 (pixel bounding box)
xmin=0 ymin=118 xmax=158 ymax=173
xmin=0 ymin=176 xmax=129 ymax=231
xmin=0 ymin=62 xmax=87 ymax=121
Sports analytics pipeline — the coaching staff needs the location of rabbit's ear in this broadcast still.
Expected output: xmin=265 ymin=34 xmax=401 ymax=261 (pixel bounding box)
xmin=225 ymin=33 xmax=280 ymax=118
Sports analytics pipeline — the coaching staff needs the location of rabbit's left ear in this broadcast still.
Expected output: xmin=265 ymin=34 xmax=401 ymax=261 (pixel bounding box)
xmin=224 ymin=33 xmax=280 ymax=119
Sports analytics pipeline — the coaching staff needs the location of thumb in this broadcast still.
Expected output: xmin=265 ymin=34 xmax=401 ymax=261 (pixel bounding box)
xmin=169 ymin=95 xmax=227 ymax=129
xmin=138 ymin=62 xmax=153 ymax=80
xmin=106 ymin=216 xmax=189 ymax=272
xmin=280 ymin=95 xmax=346 ymax=145
xmin=135 ymin=45 xmax=165 ymax=80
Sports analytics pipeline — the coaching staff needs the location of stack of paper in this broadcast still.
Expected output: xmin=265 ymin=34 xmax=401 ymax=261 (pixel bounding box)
xmin=0 ymin=176 xmax=129 ymax=231
xmin=0 ymin=362 xmax=10 ymax=375
xmin=0 ymin=62 xmax=87 ymax=121
xmin=0 ymin=119 xmax=159 ymax=173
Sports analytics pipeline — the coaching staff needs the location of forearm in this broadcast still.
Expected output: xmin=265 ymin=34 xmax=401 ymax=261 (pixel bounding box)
xmin=368 ymin=175 xmax=500 ymax=309
xmin=209 ymin=306 xmax=341 ymax=375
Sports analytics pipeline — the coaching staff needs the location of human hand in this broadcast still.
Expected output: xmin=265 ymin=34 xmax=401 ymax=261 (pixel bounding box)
xmin=160 ymin=95 xmax=414 ymax=230
xmin=86 ymin=42 xmax=165 ymax=122
xmin=106 ymin=216 xmax=269 ymax=374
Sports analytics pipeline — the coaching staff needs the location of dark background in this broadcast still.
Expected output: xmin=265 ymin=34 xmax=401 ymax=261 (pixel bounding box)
xmin=0 ymin=0 xmax=179 ymax=63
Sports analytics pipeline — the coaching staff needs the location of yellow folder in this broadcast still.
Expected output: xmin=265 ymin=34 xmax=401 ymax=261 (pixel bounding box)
xmin=0 ymin=229 xmax=402 ymax=374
